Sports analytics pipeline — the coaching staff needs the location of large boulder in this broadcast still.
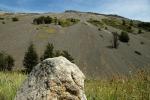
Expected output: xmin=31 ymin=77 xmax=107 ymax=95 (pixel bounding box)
xmin=15 ymin=56 xmax=87 ymax=100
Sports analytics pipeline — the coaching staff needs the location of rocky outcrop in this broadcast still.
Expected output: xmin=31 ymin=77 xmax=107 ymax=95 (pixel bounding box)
xmin=15 ymin=56 xmax=87 ymax=100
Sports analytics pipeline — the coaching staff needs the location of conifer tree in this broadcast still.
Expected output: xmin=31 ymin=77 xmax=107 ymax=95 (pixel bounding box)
xmin=61 ymin=50 xmax=74 ymax=63
xmin=41 ymin=43 xmax=54 ymax=61
xmin=23 ymin=43 xmax=38 ymax=73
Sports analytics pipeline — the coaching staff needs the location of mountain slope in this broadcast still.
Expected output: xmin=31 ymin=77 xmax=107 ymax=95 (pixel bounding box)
xmin=0 ymin=12 xmax=150 ymax=79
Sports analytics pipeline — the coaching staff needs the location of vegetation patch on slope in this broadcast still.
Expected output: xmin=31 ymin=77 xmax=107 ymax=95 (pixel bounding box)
xmin=58 ymin=18 xmax=80 ymax=27
xmin=45 ymin=28 xmax=56 ymax=33
xmin=0 ymin=17 xmax=4 ymax=20
xmin=87 ymin=18 xmax=104 ymax=28
xmin=33 ymin=16 xmax=53 ymax=24
xmin=12 ymin=17 xmax=19 ymax=22
xmin=33 ymin=16 xmax=80 ymax=27
xmin=35 ymin=27 xmax=56 ymax=39
xmin=35 ymin=32 xmax=52 ymax=40
xmin=138 ymin=22 xmax=150 ymax=31
xmin=102 ymin=18 xmax=133 ymax=33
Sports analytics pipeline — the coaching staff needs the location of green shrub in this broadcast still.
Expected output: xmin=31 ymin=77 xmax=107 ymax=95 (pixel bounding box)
xmin=119 ymin=31 xmax=129 ymax=42
xmin=12 ymin=17 xmax=19 ymax=22
xmin=33 ymin=16 xmax=52 ymax=25
xmin=140 ymin=41 xmax=144 ymax=45
xmin=128 ymin=26 xmax=132 ymax=30
xmin=134 ymin=51 xmax=142 ymax=55
xmin=122 ymin=19 xmax=126 ymax=25
xmin=53 ymin=17 xmax=58 ymax=25
xmin=0 ymin=52 xmax=15 ymax=71
xmin=98 ymin=28 xmax=101 ymax=31
xmin=138 ymin=22 xmax=150 ymax=31
xmin=2 ymin=21 xmax=5 ymax=24
xmin=0 ymin=17 xmax=4 ymax=20
xmin=130 ymin=20 xmax=133 ymax=26
xmin=5 ymin=55 xmax=14 ymax=71
xmin=138 ymin=29 xmax=142 ymax=34
xmin=0 ymin=53 xmax=5 ymax=71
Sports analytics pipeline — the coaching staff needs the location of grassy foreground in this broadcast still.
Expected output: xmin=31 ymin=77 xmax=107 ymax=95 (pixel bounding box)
xmin=0 ymin=70 xmax=150 ymax=100
xmin=0 ymin=72 xmax=26 ymax=100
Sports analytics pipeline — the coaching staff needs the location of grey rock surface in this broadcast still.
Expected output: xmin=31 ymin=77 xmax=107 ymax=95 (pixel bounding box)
xmin=15 ymin=56 xmax=86 ymax=100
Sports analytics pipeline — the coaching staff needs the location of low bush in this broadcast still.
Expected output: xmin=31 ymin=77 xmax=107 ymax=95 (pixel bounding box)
xmin=138 ymin=22 xmax=150 ymax=31
xmin=98 ymin=28 xmax=101 ymax=31
xmin=130 ymin=20 xmax=133 ymax=26
xmin=12 ymin=17 xmax=19 ymax=22
xmin=33 ymin=16 xmax=53 ymax=25
xmin=122 ymin=19 xmax=126 ymax=25
xmin=0 ymin=17 xmax=4 ymax=20
xmin=119 ymin=31 xmax=130 ymax=42
xmin=0 ymin=52 xmax=15 ymax=71
xmin=2 ymin=21 xmax=5 ymax=24
xmin=134 ymin=51 xmax=142 ymax=55
xmin=138 ymin=29 xmax=142 ymax=34
xmin=140 ymin=41 xmax=144 ymax=45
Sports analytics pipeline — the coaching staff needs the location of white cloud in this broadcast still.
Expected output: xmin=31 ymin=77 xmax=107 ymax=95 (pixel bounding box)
xmin=99 ymin=0 xmax=150 ymax=21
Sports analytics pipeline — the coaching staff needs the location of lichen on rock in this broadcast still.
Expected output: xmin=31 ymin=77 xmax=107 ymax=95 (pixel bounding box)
xmin=15 ymin=56 xmax=87 ymax=100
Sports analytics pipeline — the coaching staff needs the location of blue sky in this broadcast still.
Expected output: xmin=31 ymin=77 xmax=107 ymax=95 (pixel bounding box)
xmin=0 ymin=0 xmax=150 ymax=22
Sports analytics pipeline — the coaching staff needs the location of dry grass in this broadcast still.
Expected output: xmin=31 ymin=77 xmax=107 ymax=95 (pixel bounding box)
xmin=85 ymin=70 xmax=150 ymax=100
xmin=35 ymin=27 xmax=56 ymax=40
xmin=0 ymin=69 xmax=149 ymax=100
xmin=45 ymin=28 xmax=56 ymax=34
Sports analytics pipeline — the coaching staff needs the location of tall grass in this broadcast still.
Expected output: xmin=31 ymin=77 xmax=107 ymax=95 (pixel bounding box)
xmin=85 ymin=70 xmax=150 ymax=100
xmin=0 ymin=69 xmax=149 ymax=100
xmin=0 ymin=72 xmax=26 ymax=100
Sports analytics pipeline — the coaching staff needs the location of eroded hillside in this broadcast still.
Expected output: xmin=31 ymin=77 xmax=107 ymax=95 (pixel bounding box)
xmin=0 ymin=11 xmax=150 ymax=78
